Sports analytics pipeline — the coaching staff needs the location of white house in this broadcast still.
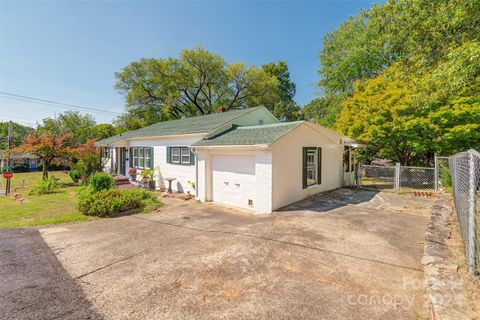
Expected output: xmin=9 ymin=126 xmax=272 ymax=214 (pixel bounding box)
xmin=96 ymin=106 xmax=358 ymax=214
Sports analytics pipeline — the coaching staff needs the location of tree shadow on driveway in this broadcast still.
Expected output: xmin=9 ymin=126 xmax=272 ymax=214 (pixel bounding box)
xmin=0 ymin=228 xmax=103 ymax=320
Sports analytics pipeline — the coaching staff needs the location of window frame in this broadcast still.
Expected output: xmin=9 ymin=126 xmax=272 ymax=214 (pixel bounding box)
xmin=303 ymin=146 xmax=322 ymax=189
xmin=180 ymin=147 xmax=190 ymax=164
xmin=130 ymin=147 xmax=152 ymax=169
xmin=169 ymin=146 xmax=192 ymax=165
xmin=306 ymin=148 xmax=317 ymax=186
xmin=171 ymin=147 xmax=181 ymax=164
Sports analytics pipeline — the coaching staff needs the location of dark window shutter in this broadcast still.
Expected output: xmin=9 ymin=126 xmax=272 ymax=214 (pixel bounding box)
xmin=150 ymin=147 xmax=154 ymax=168
xmin=190 ymin=149 xmax=195 ymax=165
xmin=166 ymin=146 xmax=171 ymax=163
xmin=129 ymin=148 xmax=133 ymax=168
xmin=302 ymin=147 xmax=307 ymax=189
xmin=317 ymin=147 xmax=322 ymax=185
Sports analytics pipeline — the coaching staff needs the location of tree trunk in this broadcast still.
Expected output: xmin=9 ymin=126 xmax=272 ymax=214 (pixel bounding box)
xmin=43 ymin=160 xmax=49 ymax=179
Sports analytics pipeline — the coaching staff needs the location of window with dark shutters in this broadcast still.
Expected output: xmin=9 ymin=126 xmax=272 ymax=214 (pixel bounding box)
xmin=167 ymin=146 xmax=194 ymax=165
xmin=317 ymin=147 xmax=322 ymax=185
xmin=129 ymin=147 xmax=154 ymax=169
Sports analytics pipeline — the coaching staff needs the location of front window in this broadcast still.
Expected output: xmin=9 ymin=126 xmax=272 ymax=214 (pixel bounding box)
xmin=130 ymin=147 xmax=152 ymax=169
xmin=306 ymin=149 xmax=317 ymax=186
xmin=138 ymin=148 xmax=144 ymax=168
xmin=169 ymin=147 xmax=191 ymax=165
xmin=102 ymin=147 xmax=110 ymax=159
xmin=181 ymin=148 xmax=190 ymax=163
xmin=133 ymin=148 xmax=138 ymax=167
xmin=171 ymin=148 xmax=180 ymax=163
xmin=144 ymin=148 xmax=151 ymax=168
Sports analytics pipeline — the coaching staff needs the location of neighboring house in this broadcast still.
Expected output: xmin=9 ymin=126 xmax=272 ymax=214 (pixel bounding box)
xmin=96 ymin=106 xmax=358 ymax=214
xmin=0 ymin=150 xmax=40 ymax=170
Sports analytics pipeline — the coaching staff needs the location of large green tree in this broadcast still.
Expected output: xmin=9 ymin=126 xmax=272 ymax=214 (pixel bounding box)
xmin=0 ymin=122 xmax=33 ymax=150
xmin=311 ymin=0 xmax=480 ymax=163
xmin=318 ymin=0 xmax=480 ymax=96
xmin=262 ymin=61 xmax=300 ymax=121
xmin=93 ymin=123 xmax=118 ymax=140
xmin=42 ymin=111 xmax=96 ymax=146
xmin=335 ymin=64 xmax=480 ymax=165
xmin=114 ymin=47 xmax=296 ymax=129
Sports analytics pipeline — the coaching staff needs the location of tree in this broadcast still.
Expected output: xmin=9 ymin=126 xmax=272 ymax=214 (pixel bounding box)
xmin=69 ymin=140 xmax=101 ymax=183
xmin=0 ymin=122 xmax=33 ymax=150
xmin=334 ymin=64 xmax=480 ymax=165
xmin=93 ymin=123 xmax=117 ymax=140
xmin=428 ymin=80 xmax=480 ymax=155
xmin=42 ymin=111 xmax=96 ymax=146
xmin=114 ymin=47 xmax=284 ymax=129
xmin=301 ymin=95 xmax=344 ymax=128
xmin=316 ymin=0 xmax=480 ymax=163
xmin=262 ymin=61 xmax=300 ymax=120
xmin=318 ymin=0 xmax=480 ymax=96
xmin=17 ymin=130 xmax=71 ymax=179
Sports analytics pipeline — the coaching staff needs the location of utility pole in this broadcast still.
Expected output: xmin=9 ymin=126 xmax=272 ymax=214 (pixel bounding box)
xmin=5 ymin=121 xmax=12 ymax=195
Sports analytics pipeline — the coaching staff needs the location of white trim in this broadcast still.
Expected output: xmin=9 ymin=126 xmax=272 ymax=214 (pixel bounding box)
xmin=192 ymin=144 xmax=269 ymax=150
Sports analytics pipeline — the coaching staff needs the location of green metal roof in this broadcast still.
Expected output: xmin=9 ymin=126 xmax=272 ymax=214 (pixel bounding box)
xmin=191 ymin=121 xmax=304 ymax=147
xmin=96 ymin=106 xmax=267 ymax=146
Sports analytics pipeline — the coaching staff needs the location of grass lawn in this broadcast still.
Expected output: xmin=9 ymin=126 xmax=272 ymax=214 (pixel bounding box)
xmin=0 ymin=171 xmax=91 ymax=228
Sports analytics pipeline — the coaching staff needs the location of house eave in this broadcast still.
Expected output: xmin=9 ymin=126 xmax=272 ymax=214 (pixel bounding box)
xmin=191 ymin=144 xmax=270 ymax=151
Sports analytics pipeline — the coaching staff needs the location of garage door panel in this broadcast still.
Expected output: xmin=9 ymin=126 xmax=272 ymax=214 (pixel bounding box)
xmin=212 ymin=155 xmax=255 ymax=210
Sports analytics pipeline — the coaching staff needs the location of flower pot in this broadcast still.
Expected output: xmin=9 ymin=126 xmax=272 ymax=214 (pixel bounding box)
xmin=148 ymin=180 xmax=156 ymax=191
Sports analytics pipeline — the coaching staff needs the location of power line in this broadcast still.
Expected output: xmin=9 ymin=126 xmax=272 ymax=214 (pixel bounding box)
xmin=0 ymin=91 xmax=122 ymax=116
xmin=0 ymin=116 xmax=37 ymax=126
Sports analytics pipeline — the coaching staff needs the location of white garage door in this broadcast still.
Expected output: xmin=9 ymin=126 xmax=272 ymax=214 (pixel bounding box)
xmin=212 ymin=155 xmax=256 ymax=210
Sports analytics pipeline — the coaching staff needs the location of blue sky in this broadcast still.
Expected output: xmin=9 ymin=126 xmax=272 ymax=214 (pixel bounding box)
xmin=0 ymin=1 xmax=377 ymax=126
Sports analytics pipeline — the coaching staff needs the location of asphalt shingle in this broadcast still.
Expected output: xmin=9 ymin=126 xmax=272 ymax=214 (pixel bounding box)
xmin=191 ymin=121 xmax=304 ymax=147
xmin=96 ymin=106 xmax=266 ymax=146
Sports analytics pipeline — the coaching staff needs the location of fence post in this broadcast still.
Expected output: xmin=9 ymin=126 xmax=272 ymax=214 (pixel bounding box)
xmin=394 ymin=163 xmax=401 ymax=193
xmin=467 ymin=150 xmax=477 ymax=274
xmin=357 ymin=162 xmax=362 ymax=189
xmin=434 ymin=155 xmax=438 ymax=191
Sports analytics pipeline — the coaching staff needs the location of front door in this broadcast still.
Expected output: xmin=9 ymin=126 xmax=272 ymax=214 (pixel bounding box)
xmin=120 ymin=147 xmax=127 ymax=176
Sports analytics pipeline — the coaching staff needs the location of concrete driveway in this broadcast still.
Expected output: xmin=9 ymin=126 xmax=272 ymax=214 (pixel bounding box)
xmin=0 ymin=189 xmax=433 ymax=320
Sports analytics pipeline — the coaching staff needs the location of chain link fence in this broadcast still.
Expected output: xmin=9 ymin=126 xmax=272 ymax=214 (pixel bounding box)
xmin=358 ymin=164 xmax=396 ymax=190
xmin=358 ymin=152 xmax=479 ymax=275
xmin=358 ymin=163 xmax=435 ymax=193
xmin=448 ymin=150 xmax=479 ymax=275
xmin=400 ymin=166 xmax=435 ymax=191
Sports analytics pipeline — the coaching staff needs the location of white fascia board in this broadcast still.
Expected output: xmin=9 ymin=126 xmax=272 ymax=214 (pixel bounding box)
xmin=191 ymin=144 xmax=270 ymax=151
xmin=125 ymin=132 xmax=208 ymax=141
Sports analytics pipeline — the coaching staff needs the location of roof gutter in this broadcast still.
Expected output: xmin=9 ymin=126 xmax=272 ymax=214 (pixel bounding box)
xmin=191 ymin=144 xmax=270 ymax=151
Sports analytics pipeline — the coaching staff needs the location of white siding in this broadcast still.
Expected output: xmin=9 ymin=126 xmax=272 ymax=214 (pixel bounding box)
xmin=129 ymin=135 xmax=203 ymax=193
xmin=233 ymin=108 xmax=279 ymax=126
xmin=271 ymin=124 xmax=343 ymax=210
xmin=196 ymin=152 xmax=206 ymax=200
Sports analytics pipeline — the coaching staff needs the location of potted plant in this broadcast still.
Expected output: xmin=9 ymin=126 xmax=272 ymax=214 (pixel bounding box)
xmin=140 ymin=168 xmax=156 ymax=190
xmin=128 ymin=167 xmax=137 ymax=181
xmin=187 ymin=180 xmax=195 ymax=195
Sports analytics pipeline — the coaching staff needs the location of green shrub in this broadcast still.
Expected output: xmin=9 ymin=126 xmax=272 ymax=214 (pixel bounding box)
xmin=13 ymin=164 xmax=30 ymax=172
xmin=29 ymin=176 xmax=58 ymax=195
xmin=78 ymin=188 xmax=161 ymax=217
xmin=89 ymin=172 xmax=115 ymax=192
xmin=69 ymin=169 xmax=81 ymax=183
